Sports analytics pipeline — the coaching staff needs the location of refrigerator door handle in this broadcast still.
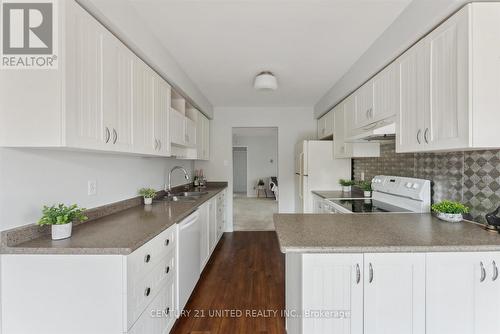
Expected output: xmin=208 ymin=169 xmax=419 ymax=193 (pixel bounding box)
xmin=299 ymin=152 xmax=305 ymax=176
xmin=299 ymin=175 xmax=303 ymax=199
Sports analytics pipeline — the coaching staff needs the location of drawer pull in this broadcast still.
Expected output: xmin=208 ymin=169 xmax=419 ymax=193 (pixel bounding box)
xmin=144 ymin=254 xmax=151 ymax=263
xmin=480 ymin=261 xmax=486 ymax=282
xmin=165 ymin=266 xmax=170 ymax=274
xmin=165 ymin=239 xmax=170 ymax=247
xmin=165 ymin=307 xmax=170 ymax=315
xmin=493 ymin=261 xmax=499 ymax=281
xmin=369 ymin=263 xmax=374 ymax=283
xmin=144 ymin=287 xmax=151 ymax=297
xmin=356 ymin=263 xmax=360 ymax=284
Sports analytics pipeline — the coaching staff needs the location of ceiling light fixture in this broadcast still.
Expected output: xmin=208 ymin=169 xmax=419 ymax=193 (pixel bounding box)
xmin=254 ymin=71 xmax=278 ymax=91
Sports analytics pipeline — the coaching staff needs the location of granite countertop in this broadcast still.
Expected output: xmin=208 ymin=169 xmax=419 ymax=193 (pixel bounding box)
xmin=2 ymin=183 xmax=227 ymax=255
xmin=274 ymin=213 xmax=500 ymax=253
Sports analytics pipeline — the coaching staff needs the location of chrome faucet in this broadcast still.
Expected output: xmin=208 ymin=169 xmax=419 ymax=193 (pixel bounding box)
xmin=166 ymin=166 xmax=190 ymax=195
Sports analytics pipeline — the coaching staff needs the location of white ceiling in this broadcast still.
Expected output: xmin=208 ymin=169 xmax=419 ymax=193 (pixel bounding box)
xmin=125 ymin=0 xmax=412 ymax=107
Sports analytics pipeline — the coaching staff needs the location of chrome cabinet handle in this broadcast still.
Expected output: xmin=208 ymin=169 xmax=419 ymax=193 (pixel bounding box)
xmin=424 ymin=128 xmax=429 ymax=144
xmin=144 ymin=287 xmax=151 ymax=297
xmin=369 ymin=263 xmax=374 ymax=283
xmin=416 ymin=129 xmax=422 ymax=144
xmin=366 ymin=109 xmax=370 ymax=119
xmin=144 ymin=254 xmax=151 ymax=263
xmin=112 ymin=128 xmax=117 ymax=144
xmin=356 ymin=263 xmax=361 ymax=284
xmin=165 ymin=239 xmax=170 ymax=246
xmin=493 ymin=261 xmax=499 ymax=281
xmin=154 ymin=139 xmax=158 ymax=150
xmin=105 ymin=127 xmax=110 ymax=143
xmin=165 ymin=265 xmax=170 ymax=274
xmin=165 ymin=307 xmax=170 ymax=315
xmin=480 ymin=261 xmax=486 ymax=282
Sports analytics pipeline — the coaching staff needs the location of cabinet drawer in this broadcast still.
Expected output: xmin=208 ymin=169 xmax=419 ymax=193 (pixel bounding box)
xmin=127 ymin=225 xmax=176 ymax=285
xmin=127 ymin=249 xmax=175 ymax=329
xmin=128 ymin=277 xmax=176 ymax=334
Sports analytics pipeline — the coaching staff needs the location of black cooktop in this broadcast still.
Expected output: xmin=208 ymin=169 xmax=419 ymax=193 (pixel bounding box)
xmin=329 ymin=199 xmax=410 ymax=213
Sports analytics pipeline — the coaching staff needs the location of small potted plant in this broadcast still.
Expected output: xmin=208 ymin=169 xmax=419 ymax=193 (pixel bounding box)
xmin=138 ymin=188 xmax=157 ymax=205
xmin=431 ymin=200 xmax=470 ymax=223
xmin=37 ymin=204 xmax=87 ymax=240
xmin=339 ymin=179 xmax=355 ymax=192
xmin=359 ymin=180 xmax=372 ymax=197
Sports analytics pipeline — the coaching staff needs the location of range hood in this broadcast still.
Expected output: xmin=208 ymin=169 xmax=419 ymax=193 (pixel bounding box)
xmin=346 ymin=118 xmax=396 ymax=142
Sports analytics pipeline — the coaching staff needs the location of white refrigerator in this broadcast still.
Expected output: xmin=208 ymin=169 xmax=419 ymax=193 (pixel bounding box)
xmin=295 ymin=140 xmax=351 ymax=213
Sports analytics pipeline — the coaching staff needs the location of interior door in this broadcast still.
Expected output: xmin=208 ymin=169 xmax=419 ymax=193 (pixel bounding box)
xmin=364 ymin=253 xmax=425 ymax=334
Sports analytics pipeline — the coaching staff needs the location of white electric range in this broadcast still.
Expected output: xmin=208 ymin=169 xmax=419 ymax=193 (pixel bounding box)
xmin=325 ymin=175 xmax=431 ymax=214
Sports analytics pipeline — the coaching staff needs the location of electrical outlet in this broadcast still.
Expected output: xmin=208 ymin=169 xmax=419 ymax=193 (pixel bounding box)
xmin=361 ymin=172 xmax=365 ymax=181
xmin=88 ymin=180 xmax=97 ymax=196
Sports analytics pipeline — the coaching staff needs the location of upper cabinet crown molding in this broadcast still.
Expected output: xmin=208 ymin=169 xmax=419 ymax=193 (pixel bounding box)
xmin=0 ymin=0 xmax=209 ymax=160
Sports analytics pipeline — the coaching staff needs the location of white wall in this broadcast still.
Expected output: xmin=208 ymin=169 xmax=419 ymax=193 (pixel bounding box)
xmin=195 ymin=107 xmax=316 ymax=231
xmin=0 ymin=148 xmax=193 ymax=232
xmin=233 ymin=133 xmax=278 ymax=197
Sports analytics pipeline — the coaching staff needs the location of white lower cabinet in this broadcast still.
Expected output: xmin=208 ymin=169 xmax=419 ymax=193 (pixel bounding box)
xmin=363 ymin=253 xmax=425 ymax=334
xmin=426 ymin=252 xmax=500 ymax=334
xmin=301 ymin=254 xmax=364 ymax=334
xmin=199 ymin=201 xmax=210 ymax=271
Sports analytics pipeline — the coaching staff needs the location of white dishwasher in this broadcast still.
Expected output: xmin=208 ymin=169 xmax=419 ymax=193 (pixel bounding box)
xmin=176 ymin=210 xmax=201 ymax=312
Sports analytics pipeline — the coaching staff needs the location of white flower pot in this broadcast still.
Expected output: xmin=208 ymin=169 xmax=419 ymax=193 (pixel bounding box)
xmin=342 ymin=186 xmax=352 ymax=192
xmin=144 ymin=197 xmax=153 ymax=205
xmin=52 ymin=223 xmax=72 ymax=240
xmin=436 ymin=212 xmax=463 ymax=223
xmin=364 ymin=191 xmax=372 ymax=198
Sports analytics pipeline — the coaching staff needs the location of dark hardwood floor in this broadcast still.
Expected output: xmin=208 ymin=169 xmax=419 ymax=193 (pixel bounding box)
xmin=171 ymin=231 xmax=286 ymax=334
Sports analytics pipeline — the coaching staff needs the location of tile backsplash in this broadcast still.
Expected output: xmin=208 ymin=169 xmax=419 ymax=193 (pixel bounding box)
xmin=353 ymin=143 xmax=500 ymax=224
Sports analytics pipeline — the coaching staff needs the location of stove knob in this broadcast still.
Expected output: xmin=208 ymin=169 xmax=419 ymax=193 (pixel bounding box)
xmin=412 ymin=183 xmax=419 ymax=189
xmin=406 ymin=182 xmax=413 ymax=188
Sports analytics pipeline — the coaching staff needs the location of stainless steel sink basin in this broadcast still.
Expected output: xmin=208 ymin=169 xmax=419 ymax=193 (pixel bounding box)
xmin=171 ymin=191 xmax=208 ymax=197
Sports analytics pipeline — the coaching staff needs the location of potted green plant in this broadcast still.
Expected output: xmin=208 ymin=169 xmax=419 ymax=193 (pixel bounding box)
xmin=359 ymin=180 xmax=373 ymax=197
xmin=37 ymin=204 xmax=87 ymax=240
xmin=138 ymin=188 xmax=157 ymax=205
xmin=339 ymin=179 xmax=355 ymax=192
xmin=431 ymin=200 xmax=470 ymax=223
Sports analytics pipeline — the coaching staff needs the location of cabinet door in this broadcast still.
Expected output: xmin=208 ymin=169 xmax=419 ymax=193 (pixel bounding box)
xmin=203 ymin=116 xmax=210 ymax=160
xmin=208 ymin=198 xmax=217 ymax=252
xmin=364 ymin=253 xmax=425 ymax=334
xmin=185 ymin=118 xmax=197 ymax=147
xmin=354 ymin=80 xmax=374 ymax=128
xmin=102 ymin=31 xmax=133 ymax=152
xmin=196 ymin=112 xmax=204 ymax=159
xmin=397 ymin=39 xmax=431 ymax=153
xmin=132 ymin=59 xmax=155 ymax=154
xmin=65 ymin=4 xmax=104 ymax=149
xmin=333 ymin=103 xmax=351 ymax=159
xmin=373 ymin=62 xmax=399 ymax=122
xmin=199 ymin=202 xmax=210 ymax=271
xmin=169 ymin=110 xmax=185 ymax=146
xmin=428 ymin=8 xmax=469 ymax=150
xmin=426 ymin=252 xmax=500 ymax=334
xmin=153 ymin=74 xmax=171 ymax=156
xmin=302 ymin=254 xmax=363 ymax=334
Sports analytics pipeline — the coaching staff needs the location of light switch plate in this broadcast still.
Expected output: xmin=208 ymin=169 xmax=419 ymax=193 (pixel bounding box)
xmin=88 ymin=180 xmax=97 ymax=196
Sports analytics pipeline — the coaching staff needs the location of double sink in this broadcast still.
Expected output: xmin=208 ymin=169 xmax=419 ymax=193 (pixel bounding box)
xmin=160 ymin=191 xmax=209 ymax=202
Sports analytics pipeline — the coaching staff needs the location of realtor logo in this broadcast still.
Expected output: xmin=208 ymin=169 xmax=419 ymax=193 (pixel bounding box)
xmin=1 ymin=0 xmax=58 ymax=69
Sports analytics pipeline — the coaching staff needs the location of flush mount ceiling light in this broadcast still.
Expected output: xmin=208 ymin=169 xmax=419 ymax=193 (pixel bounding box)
xmin=254 ymin=71 xmax=278 ymax=91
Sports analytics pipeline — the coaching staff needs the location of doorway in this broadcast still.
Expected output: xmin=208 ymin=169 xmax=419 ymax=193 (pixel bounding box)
xmin=232 ymin=127 xmax=278 ymax=231
xmin=232 ymin=147 xmax=248 ymax=196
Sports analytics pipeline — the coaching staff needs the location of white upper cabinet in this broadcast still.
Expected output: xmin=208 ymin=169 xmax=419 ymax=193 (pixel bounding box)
xmin=102 ymin=30 xmax=133 ymax=152
xmin=0 ymin=0 xmax=205 ymax=160
xmin=170 ymin=109 xmax=186 ymax=147
xmin=185 ymin=118 xmax=197 ymax=147
xmin=428 ymin=6 xmax=469 ymax=151
xmin=153 ymin=74 xmax=171 ymax=156
xmin=396 ymin=3 xmax=500 ymax=152
xmin=363 ymin=253 xmax=425 ymax=334
xmin=132 ymin=59 xmax=155 ymax=155
xmin=65 ymin=4 xmax=104 ymax=150
xmin=333 ymin=96 xmax=380 ymax=159
xmin=397 ymin=38 xmax=431 ymax=153
xmin=317 ymin=111 xmax=334 ymax=139
xmin=353 ymin=80 xmax=374 ymax=129
xmin=426 ymin=252 xmax=500 ymax=334
xmin=372 ymin=62 xmax=399 ymax=123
